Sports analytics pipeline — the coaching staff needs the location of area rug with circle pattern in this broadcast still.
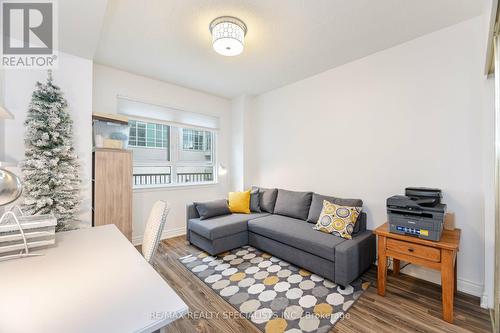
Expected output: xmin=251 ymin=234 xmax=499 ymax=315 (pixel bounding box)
xmin=179 ymin=245 xmax=370 ymax=333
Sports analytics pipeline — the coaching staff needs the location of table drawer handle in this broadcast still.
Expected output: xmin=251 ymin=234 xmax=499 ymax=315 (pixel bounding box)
xmin=408 ymin=248 xmax=414 ymax=253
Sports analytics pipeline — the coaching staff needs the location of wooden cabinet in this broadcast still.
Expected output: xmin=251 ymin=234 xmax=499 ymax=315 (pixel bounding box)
xmin=92 ymin=149 xmax=132 ymax=240
xmin=374 ymin=223 xmax=460 ymax=323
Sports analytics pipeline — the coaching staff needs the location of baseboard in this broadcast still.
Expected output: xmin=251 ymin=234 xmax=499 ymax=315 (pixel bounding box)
xmin=162 ymin=226 xmax=187 ymax=240
xmin=132 ymin=227 xmax=186 ymax=246
xmin=375 ymin=258 xmax=487 ymax=308
xmin=399 ymin=264 xmax=484 ymax=300
xmin=481 ymin=294 xmax=489 ymax=309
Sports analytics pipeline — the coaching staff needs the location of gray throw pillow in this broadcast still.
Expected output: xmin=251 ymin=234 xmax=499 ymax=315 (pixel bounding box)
xmin=273 ymin=189 xmax=313 ymax=220
xmin=355 ymin=212 xmax=367 ymax=234
xmin=306 ymin=193 xmax=363 ymax=223
xmin=252 ymin=186 xmax=278 ymax=213
xmin=194 ymin=199 xmax=231 ymax=220
xmin=250 ymin=188 xmax=261 ymax=212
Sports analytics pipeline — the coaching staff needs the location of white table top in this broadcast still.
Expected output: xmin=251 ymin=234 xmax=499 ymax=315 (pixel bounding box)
xmin=0 ymin=225 xmax=188 ymax=333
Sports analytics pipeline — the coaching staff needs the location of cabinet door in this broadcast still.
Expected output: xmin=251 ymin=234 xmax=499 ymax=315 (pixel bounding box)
xmin=94 ymin=150 xmax=132 ymax=240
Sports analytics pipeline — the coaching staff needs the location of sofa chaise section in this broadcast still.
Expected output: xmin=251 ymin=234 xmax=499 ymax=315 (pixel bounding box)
xmin=186 ymin=203 xmax=269 ymax=255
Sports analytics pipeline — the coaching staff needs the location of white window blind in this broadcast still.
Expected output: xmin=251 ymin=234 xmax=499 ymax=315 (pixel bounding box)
xmin=117 ymin=96 xmax=219 ymax=130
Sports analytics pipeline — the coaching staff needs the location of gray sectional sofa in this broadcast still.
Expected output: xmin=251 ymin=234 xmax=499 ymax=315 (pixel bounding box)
xmin=186 ymin=187 xmax=376 ymax=287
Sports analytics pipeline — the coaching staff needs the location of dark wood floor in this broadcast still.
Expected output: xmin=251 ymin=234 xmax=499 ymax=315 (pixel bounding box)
xmin=151 ymin=236 xmax=492 ymax=333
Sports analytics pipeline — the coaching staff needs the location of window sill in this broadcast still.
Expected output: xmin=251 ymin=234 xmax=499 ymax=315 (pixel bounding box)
xmin=133 ymin=182 xmax=219 ymax=193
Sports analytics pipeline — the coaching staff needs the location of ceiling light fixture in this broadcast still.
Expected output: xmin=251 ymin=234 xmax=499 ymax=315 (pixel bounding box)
xmin=209 ymin=16 xmax=247 ymax=56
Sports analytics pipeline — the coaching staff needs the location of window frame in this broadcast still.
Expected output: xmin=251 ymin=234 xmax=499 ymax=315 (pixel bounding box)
xmin=129 ymin=119 xmax=170 ymax=151
xmin=129 ymin=117 xmax=218 ymax=190
xmin=181 ymin=128 xmax=212 ymax=152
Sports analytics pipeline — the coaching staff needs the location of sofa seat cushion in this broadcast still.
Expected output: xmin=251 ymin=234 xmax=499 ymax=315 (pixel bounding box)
xmin=189 ymin=213 xmax=270 ymax=240
xmin=248 ymin=215 xmax=346 ymax=262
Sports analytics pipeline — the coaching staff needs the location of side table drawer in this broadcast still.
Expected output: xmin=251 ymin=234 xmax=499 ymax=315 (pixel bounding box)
xmin=386 ymin=238 xmax=441 ymax=262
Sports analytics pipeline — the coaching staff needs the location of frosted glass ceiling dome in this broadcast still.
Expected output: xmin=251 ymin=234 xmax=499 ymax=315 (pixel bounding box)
xmin=209 ymin=16 xmax=247 ymax=56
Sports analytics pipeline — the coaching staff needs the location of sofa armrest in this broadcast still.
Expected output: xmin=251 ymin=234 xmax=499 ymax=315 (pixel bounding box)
xmin=186 ymin=203 xmax=199 ymax=242
xmin=334 ymin=230 xmax=376 ymax=287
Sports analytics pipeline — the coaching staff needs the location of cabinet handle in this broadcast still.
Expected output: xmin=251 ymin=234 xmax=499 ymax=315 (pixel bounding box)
xmin=408 ymin=248 xmax=414 ymax=252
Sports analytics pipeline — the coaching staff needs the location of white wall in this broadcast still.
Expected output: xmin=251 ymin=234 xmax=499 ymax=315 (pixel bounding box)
xmin=3 ymin=52 xmax=93 ymax=227
xmin=480 ymin=0 xmax=497 ymax=309
xmin=0 ymin=69 xmax=5 ymax=162
xmin=245 ymin=17 xmax=494 ymax=299
xmin=230 ymin=95 xmax=255 ymax=191
xmin=93 ymin=64 xmax=231 ymax=244
xmin=0 ymin=120 xmax=4 ymax=161
xmin=230 ymin=96 xmax=245 ymax=191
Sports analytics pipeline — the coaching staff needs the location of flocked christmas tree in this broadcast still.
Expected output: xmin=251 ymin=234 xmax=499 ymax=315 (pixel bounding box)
xmin=21 ymin=71 xmax=80 ymax=231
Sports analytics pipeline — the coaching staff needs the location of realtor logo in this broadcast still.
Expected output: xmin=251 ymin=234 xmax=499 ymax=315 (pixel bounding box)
xmin=1 ymin=1 xmax=58 ymax=68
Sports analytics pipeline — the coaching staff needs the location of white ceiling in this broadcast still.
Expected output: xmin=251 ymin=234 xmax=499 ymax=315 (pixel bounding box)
xmin=58 ymin=0 xmax=108 ymax=59
xmin=90 ymin=0 xmax=485 ymax=98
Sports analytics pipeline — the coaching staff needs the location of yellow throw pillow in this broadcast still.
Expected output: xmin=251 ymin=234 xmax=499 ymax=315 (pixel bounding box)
xmin=228 ymin=191 xmax=251 ymax=214
xmin=313 ymin=200 xmax=361 ymax=239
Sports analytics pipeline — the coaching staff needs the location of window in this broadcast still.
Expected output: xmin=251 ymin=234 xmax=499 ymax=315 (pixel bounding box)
xmin=182 ymin=129 xmax=211 ymax=151
xmin=129 ymin=120 xmax=216 ymax=188
xmin=129 ymin=120 xmax=169 ymax=149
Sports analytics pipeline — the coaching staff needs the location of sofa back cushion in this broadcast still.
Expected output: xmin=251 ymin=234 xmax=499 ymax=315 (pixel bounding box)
xmin=194 ymin=199 xmax=231 ymax=220
xmin=307 ymin=193 xmax=363 ymax=223
xmin=253 ymin=187 xmax=278 ymax=213
xmin=249 ymin=188 xmax=262 ymax=212
xmin=273 ymin=189 xmax=313 ymax=220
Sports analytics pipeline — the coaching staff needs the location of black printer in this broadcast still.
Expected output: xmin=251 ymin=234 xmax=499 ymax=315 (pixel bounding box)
xmin=387 ymin=187 xmax=446 ymax=241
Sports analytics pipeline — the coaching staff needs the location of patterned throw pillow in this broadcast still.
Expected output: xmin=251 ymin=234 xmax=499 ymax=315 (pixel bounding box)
xmin=313 ymin=200 xmax=361 ymax=239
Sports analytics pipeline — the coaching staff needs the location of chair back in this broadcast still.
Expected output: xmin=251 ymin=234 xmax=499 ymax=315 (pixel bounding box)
xmin=142 ymin=200 xmax=169 ymax=263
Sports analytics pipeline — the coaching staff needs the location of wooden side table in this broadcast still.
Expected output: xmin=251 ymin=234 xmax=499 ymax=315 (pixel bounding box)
xmin=374 ymin=223 xmax=461 ymax=323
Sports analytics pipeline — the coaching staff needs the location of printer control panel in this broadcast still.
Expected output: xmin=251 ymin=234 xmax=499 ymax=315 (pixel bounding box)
xmin=396 ymin=225 xmax=429 ymax=237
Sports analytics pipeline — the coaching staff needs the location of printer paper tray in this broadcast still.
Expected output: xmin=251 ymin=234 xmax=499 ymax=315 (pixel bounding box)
xmin=387 ymin=207 xmax=433 ymax=218
xmin=388 ymin=216 xmax=443 ymax=230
